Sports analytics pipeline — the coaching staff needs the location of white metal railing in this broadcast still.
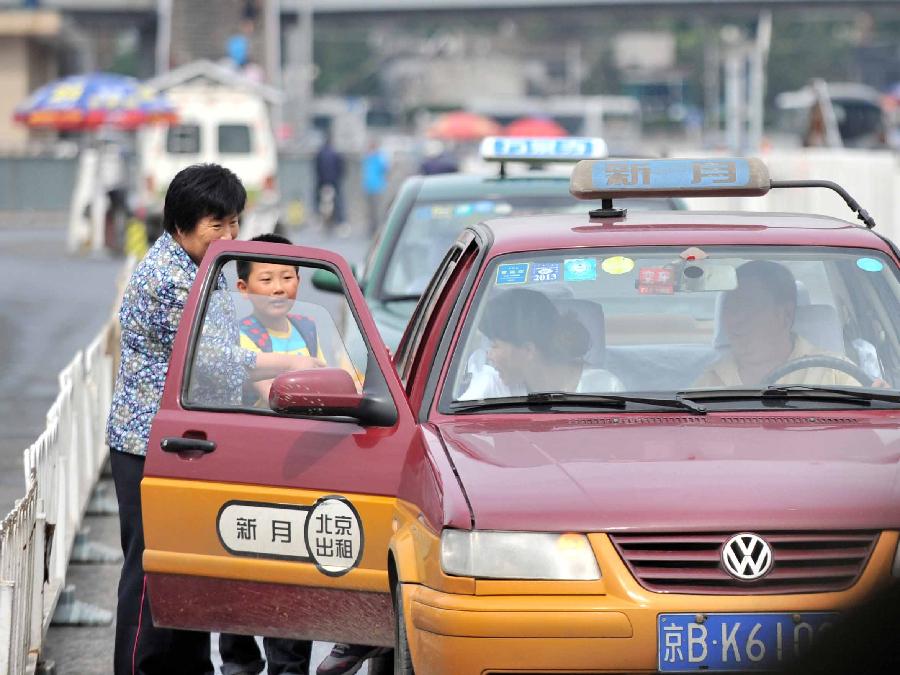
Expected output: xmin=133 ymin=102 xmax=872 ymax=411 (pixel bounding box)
xmin=0 ymin=261 xmax=129 ymax=675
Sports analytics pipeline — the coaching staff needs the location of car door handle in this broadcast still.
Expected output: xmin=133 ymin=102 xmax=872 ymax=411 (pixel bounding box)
xmin=160 ymin=437 xmax=217 ymax=454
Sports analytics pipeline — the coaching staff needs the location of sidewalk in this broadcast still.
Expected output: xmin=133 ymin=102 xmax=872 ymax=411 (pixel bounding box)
xmin=41 ymin=476 xmax=376 ymax=674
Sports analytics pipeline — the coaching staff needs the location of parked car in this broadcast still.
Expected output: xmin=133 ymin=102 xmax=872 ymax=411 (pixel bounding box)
xmin=314 ymin=136 xmax=684 ymax=351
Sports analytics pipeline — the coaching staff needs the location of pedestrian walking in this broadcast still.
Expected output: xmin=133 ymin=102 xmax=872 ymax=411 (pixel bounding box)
xmin=315 ymin=133 xmax=345 ymax=234
xmin=362 ymin=139 xmax=390 ymax=236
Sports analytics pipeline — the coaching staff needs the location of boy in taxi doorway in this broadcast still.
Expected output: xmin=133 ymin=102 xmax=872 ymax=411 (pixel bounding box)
xmin=221 ymin=234 xmax=319 ymax=674
xmin=236 ymin=233 xmax=325 ymax=405
xmin=231 ymin=233 xmax=388 ymax=675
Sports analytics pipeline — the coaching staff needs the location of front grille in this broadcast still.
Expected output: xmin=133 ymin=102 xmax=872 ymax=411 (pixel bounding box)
xmin=609 ymin=531 xmax=879 ymax=595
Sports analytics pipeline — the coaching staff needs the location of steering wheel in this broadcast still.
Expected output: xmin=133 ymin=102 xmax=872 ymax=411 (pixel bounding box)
xmin=763 ymin=355 xmax=875 ymax=387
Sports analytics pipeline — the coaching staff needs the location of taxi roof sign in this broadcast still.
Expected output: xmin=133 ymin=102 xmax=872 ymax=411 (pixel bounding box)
xmin=480 ymin=136 xmax=608 ymax=163
xmin=570 ymin=157 xmax=771 ymax=199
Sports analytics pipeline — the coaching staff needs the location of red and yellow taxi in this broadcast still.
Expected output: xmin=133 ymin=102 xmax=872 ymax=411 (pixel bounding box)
xmin=142 ymin=157 xmax=900 ymax=673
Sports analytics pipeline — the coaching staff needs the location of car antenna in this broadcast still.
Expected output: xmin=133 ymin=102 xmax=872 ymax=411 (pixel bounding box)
xmin=770 ymin=179 xmax=876 ymax=228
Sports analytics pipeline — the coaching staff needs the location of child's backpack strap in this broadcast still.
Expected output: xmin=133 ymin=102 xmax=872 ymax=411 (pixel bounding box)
xmin=288 ymin=314 xmax=319 ymax=357
xmin=240 ymin=315 xmax=273 ymax=352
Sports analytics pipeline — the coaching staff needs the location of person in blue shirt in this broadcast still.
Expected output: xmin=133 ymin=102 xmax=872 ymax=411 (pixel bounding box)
xmin=361 ymin=140 xmax=390 ymax=235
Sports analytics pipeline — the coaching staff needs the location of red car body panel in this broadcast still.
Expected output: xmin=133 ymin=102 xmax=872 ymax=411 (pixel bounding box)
xmin=480 ymin=212 xmax=890 ymax=257
xmin=435 ymin=412 xmax=900 ymax=532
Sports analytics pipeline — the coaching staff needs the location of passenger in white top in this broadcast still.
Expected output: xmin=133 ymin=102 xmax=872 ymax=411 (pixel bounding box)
xmin=460 ymin=287 xmax=624 ymax=400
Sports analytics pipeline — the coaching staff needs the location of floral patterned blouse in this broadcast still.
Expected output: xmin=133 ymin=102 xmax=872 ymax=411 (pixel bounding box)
xmin=106 ymin=232 xmax=256 ymax=456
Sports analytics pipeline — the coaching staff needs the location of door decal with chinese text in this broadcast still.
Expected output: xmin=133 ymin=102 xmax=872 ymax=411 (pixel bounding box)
xmin=216 ymin=495 xmax=364 ymax=576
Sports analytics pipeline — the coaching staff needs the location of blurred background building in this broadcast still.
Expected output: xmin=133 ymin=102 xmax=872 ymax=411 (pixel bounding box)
xmin=0 ymin=0 xmax=898 ymax=224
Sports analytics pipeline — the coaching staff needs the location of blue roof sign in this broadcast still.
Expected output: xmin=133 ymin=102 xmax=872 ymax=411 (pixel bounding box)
xmin=570 ymin=157 xmax=771 ymax=199
xmin=480 ymin=136 xmax=608 ymax=163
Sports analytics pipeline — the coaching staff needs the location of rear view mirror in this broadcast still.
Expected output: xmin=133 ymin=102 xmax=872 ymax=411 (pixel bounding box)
xmin=269 ymin=366 xmax=396 ymax=426
xmin=675 ymin=261 xmax=737 ymax=293
xmin=270 ymin=367 xmax=362 ymax=416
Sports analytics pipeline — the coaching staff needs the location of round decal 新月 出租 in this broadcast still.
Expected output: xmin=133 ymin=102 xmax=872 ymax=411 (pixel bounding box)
xmin=303 ymin=496 xmax=364 ymax=576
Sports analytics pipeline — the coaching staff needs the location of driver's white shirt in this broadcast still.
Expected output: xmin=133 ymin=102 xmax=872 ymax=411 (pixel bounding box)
xmin=460 ymin=364 xmax=625 ymax=400
xmin=694 ymin=334 xmax=859 ymax=388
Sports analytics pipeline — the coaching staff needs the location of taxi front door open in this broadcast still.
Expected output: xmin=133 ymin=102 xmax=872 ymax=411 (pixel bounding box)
xmin=141 ymin=240 xmax=417 ymax=646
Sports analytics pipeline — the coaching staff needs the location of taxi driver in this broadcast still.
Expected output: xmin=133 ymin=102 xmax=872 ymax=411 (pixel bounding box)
xmin=694 ymin=260 xmax=860 ymax=388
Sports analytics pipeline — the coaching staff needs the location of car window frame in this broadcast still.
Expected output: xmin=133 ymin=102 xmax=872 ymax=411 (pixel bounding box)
xmin=180 ymin=251 xmax=393 ymax=421
xmin=435 ymin=243 xmax=900 ymax=412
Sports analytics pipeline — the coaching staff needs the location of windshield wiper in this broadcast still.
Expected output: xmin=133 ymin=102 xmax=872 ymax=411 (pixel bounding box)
xmin=450 ymin=391 xmax=707 ymax=414
xmin=679 ymin=385 xmax=900 ymax=406
xmin=763 ymin=385 xmax=900 ymax=405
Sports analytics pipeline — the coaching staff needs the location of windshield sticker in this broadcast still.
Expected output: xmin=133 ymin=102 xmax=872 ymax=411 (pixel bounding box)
xmin=494 ymin=203 xmax=514 ymax=215
xmin=454 ymin=203 xmax=474 ymax=216
xmin=638 ymin=266 xmax=675 ymax=294
xmin=216 ymin=496 xmax=363 ymax=576
xmin=475 ymin=201 xmax=495 ymax=213
xmin=496 ymin=262 xmax=530 ymax=285
xmin=856 ymin=257 xmax=884 ymax=272
xmin=531 ymin=262 xmax=561 ymax=283
xmin=564 ymin=258 xmax=597 ymax=282
xmin=601 ymin=256 xmax=635 ymax=275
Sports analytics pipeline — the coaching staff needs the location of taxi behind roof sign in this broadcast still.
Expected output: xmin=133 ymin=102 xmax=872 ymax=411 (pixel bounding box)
xmin=570 ymin=157 xmax=770 ymax=199
xmin=480 ymin=136 xmax=608 ymax=163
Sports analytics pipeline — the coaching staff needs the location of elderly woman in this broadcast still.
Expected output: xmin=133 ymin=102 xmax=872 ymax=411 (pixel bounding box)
xmin=105 ymin=164 xmax=318 ymax=674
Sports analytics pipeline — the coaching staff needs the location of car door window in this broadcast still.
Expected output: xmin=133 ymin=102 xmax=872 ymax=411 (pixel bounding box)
xmin=395 ymin=230 xmax=478 ymax=389
xmin=184 ymin=256 xmax=370 ymax=412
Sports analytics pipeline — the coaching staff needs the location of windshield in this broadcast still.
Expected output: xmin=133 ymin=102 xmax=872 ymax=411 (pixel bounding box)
xmin=381 ymin=195 xmax=676 ymax=298
xmin=445 ymin=246 xmax=900 ymax=407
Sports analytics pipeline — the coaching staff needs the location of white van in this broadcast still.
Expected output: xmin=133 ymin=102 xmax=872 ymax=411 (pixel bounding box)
xmin=138 ymin=72 xmax=279 ymax=238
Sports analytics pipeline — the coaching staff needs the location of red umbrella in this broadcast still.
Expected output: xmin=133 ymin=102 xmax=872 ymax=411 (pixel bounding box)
xmin=427 ymin=111 xmax=501 ymax=141
xmin=504 ymin=116 xmax=568 ymax=137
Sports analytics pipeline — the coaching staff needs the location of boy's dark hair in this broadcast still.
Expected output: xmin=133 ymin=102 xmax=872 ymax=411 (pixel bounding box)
xmin=236 ymin=233 xmax=295 ymax=281
xmin=163 ymin=163 xmax=246 ymax=235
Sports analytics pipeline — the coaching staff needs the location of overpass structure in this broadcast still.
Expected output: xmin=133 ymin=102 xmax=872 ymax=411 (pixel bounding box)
xmin=0 ymin=0 xmax=895 ymax=12
xmin=305 ymin=0 xmax=897 ymax=10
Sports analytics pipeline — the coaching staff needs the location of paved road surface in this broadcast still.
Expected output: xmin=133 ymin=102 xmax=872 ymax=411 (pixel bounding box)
xmin=41 ymin=221 xmax=375 ymax=674
xmin=0 ymin=218 xmax=123 ymax=515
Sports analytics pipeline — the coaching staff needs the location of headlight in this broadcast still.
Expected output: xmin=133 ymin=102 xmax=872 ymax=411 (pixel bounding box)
xmin=440 ymin=529 xmax=601 ymax=580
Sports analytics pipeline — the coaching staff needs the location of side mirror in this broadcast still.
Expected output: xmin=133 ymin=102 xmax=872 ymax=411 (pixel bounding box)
xmin=269 ymin=367 xmax=395 ymax=426
xmin=311 ymin=264 xmax=360 ymax=294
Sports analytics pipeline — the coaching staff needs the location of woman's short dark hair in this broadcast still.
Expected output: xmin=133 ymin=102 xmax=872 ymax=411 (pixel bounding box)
xmin=481 ymin=288 xmax=590 ymax=364
xmin=163 ymin=163 xmax=246 ymax=235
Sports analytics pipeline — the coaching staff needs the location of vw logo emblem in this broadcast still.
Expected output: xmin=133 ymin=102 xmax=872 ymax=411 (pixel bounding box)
xmin=721 ymin=533 xmax=773 ymax=581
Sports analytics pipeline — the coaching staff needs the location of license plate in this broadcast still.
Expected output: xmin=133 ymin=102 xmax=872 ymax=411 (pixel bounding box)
xmin=658 ymin=612 xmax=838 ymax=672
